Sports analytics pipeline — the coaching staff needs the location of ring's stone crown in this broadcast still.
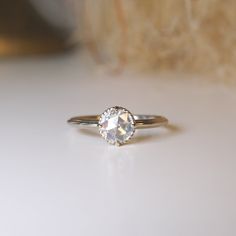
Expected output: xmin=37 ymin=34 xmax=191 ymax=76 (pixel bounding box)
xmin=99 ymin=107 xmax=135 ymax=145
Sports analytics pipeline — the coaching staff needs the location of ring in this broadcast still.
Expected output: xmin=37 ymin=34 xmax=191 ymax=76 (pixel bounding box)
xmin=68 ymin=106 xmax=168 ymax=146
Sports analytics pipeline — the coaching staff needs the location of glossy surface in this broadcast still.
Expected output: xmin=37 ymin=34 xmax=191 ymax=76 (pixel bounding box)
xmin=0 ymin=51 xmax=236 ymax=236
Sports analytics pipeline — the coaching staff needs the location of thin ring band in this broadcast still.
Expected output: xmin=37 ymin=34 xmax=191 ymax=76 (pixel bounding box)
xmin=68 ymin=115 xmax=168 ymax=129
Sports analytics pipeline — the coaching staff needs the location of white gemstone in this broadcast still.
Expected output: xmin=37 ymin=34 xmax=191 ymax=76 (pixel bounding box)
xmin=99 ymin=107 xmax=135 ymax=145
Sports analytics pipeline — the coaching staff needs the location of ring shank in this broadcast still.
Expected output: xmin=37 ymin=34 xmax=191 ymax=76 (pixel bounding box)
xmin=134 ymin=115 xmax=168 ymax=129
xmin=68 ymin=115 xmax=168 ymax=129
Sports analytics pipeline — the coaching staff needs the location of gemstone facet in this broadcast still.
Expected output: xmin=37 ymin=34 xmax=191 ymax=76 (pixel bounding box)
xmin=98 ymin=106 xmax=135 ymax=145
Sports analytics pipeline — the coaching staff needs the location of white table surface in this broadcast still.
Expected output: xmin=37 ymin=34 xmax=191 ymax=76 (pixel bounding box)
xmin=0 ymin=51 xmax=236 ymax=236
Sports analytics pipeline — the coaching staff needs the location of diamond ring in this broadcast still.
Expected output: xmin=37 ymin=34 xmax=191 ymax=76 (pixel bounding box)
xmin=68 ymin=106 xmax=168 ymax=146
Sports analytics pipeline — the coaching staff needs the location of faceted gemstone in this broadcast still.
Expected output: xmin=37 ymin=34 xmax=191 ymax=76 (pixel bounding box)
xmin=99 ymin=107 xmax=135 ymax=145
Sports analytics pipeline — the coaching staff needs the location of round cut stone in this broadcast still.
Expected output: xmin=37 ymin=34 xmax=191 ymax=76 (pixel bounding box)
xmin=98 ymin=106 xmax=135 ymax=145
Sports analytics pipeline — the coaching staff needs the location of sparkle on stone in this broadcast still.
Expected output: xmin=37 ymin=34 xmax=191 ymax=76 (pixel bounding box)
xmin=99 ymin=107 xmax=135 ymax=145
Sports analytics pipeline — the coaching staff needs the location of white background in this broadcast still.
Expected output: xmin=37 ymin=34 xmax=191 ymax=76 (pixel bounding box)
xmin=0 ymin=51 xmax=236 ymax=236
